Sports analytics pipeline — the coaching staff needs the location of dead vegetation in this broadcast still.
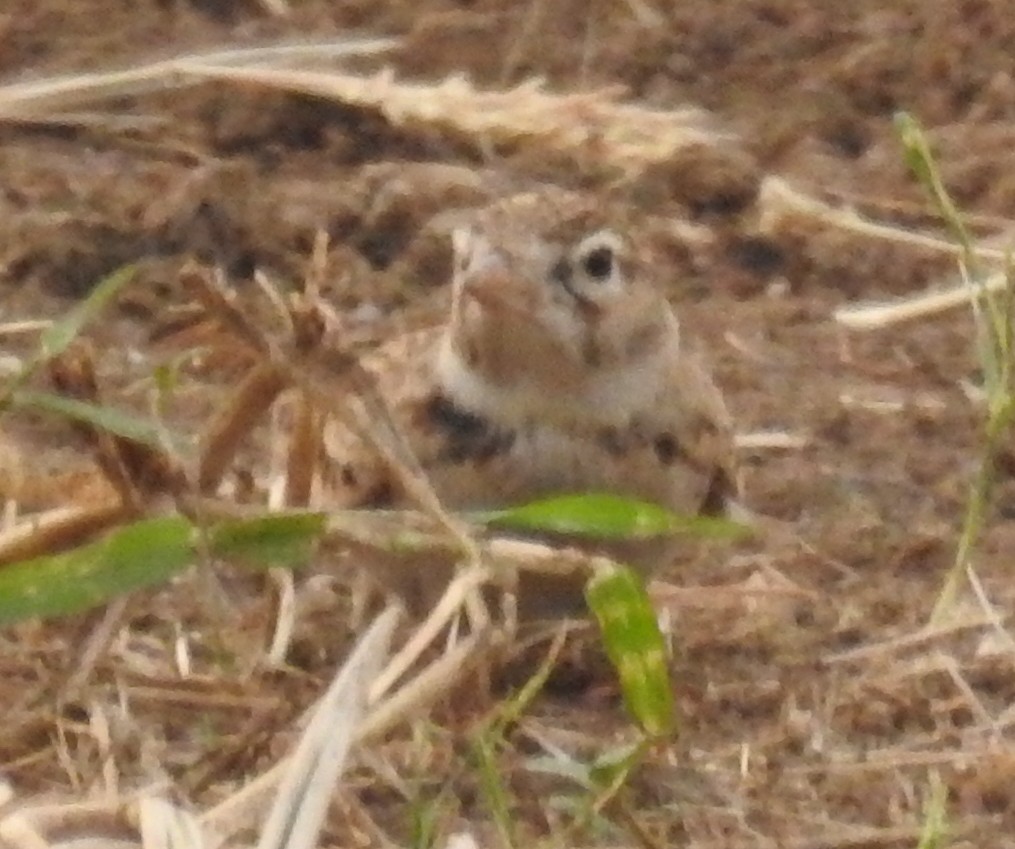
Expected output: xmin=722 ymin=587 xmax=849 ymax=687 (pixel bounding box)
xmin=2 ymin=1 xmax=1015 ymax=847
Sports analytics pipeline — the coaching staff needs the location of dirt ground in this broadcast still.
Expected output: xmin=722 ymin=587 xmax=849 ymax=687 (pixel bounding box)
xmin=3 ymin=1 xmax=1015 ymax=846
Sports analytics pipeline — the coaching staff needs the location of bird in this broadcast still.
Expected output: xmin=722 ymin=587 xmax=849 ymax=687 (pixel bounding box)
xmin=321 ymin=187 xmax=739 ymax=619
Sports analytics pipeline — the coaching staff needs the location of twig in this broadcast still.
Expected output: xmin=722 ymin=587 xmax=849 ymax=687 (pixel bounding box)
xmin=834 ymin=269 xmax=1008 ymax=329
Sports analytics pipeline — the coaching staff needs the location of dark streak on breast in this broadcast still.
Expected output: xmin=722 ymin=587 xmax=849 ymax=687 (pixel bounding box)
xmin=426 ymin=392 xmax=487 ymax=438
xmin=653 ymin=433 xmax=683 ymax=465
xmin=597 ymin=426 xmax=627 ymax=456
xmin=424 ymin=393 xmax=516 ymax=465
xmin=600 ymin=425 xmax=689 ymax=466
xmin=362 ymin=479 xmax=394 ymax=508
xmin=699 ymin=468 xmax=732 ymax=515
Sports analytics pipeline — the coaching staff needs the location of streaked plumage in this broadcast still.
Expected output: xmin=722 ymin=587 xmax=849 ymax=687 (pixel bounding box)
xmin=324 ymin=188 xmax=738 ymax=617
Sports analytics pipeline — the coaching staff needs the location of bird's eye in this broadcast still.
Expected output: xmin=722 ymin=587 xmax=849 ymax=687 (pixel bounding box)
xmin=574 ymin=230 xmax=624 ymax=285
xmin=580 ymin=245 xmax=614 ymax=281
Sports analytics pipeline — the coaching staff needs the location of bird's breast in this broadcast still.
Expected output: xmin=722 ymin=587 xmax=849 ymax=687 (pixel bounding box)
xmin=417 ymin=390 xmax=708 ymax=514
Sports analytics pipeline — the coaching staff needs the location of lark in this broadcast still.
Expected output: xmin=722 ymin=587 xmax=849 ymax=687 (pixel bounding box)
xmin=323 ymin=187 xmax=739 ymax=618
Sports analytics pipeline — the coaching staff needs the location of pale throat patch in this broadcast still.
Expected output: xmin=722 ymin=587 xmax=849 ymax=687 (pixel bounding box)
xmin=434 ymin=329 xmax=675 ymax=428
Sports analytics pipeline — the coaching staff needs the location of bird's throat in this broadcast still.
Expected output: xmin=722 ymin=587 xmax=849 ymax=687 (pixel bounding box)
xmin=435 ymin=329 xmax=668 ymax=430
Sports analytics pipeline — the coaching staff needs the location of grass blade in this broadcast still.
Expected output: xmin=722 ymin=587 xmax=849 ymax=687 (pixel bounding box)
xmin=0 ymin=265 xmax=136 ymax=411
xmin=0 ymin=516 xmax=192 ymax=624
xmin=256 ymin=608 xmax=397 ymax=849
xmin=474 ymin=492 xmax=748 ymax=541
xmin=209 ymin=512 xmax=326 ymax=569
xmin=40 ymin=265 xmax=137 ymax=358
xmin=11 ymin=389 xmax=186 ymax=451
xmin=0 ymin=511 xmax=328 ymax=624
xmin=586 ymin=561 xmax=675 ymax=737
xmin=896 ymin=113 xmax=1015 ymax=622
xmin=916 ymin=770 xmax=949 ymax=849
xmin=470 ymin=733 xmax=517 ymax=849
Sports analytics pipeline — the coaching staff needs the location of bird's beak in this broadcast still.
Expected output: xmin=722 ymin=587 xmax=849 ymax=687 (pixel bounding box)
xmin=453 ymin=228 xmax=531 ymax=317
xmin=462 ymin=270 xmax=528 ymax=315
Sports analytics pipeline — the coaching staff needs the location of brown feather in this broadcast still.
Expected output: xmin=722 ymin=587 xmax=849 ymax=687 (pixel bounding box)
xmin=321 ymin=190 xmax=739 ymax=617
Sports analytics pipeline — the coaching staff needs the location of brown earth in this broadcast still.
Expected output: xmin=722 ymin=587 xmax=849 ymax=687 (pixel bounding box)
xmin=3 ymin=1 xmax=1015 ymax=846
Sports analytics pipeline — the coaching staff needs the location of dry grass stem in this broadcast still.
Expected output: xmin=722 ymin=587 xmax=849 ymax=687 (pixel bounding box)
xmin=785 ymin=823 xmax=960 ymax=849
xmin=0 ymin=38 xmax=397 ymax=117
xmin=182 ymin=267 xmax=476 ymax=560
xmin=266 ymin=568 xmax=297 ymax=668
xmin=0 ymin=799 xmax=132 ymax=848
xmin=201 ymin=626 xmax=484 ymax=843
xmin=760 ymin=176 xmax=1007 ymax=263
xmin=359 ymin=630 xmax=488 ymax=741
xmin=256 ymin=608 xmax=396 ymax=849
xmin=0 ymin=319 xmax=52 ymax=336
xmin=370 ymin=564 xmax=493 ymax=699
xmin=0 ymin=501 xmax=128 ymax=565
xmin=56 ymin=596 xmax=130 ymax=703
xmin=961 ymin=562 xmax=1015 ymax=657
xmin=6 ymin=15 xmax=1015 ymax=846
xmin=734 ymin=430 xmax=810 ymax=452
xmin=759 ymin=176 xmax=1015 ymax=328
xmin=835 ymin=269 xmax=1009 ymax=329
xmin=138 ymin=794 xmax=206 ymax=849
xmin=823 ymin=612 xmax=1004 ymax=665
xmin=197 ymin=363 xmax=288 ymax=493
xmin=178 ymin=63 xmax=730 ymax=178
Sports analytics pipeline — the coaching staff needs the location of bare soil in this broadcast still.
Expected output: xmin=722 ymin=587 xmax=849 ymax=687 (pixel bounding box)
xmin=3 ymin=1 xmax=1015 ymax=846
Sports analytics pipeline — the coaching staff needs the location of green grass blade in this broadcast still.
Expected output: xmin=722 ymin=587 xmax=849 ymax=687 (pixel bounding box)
xmin=208 ymin=512 xmax=326 ymax=569
xmin=39 ymin=265 xmax=137 ymax=358
xmin=916 ymin=770 xmax=949 ymax=849
xmin=11 ymin=389 xmax=186 ymax=452
xmin=470 ymin=732 xmax=517 ymax=849
xmin=586 ymin=561 xmax=675 ymax=737
xmin=407 ymin=783 xmax=455 ymax=849
xmin=0 ymin=265 xmax=136 ymax=411
xmin=895 ymin=113 xmax=973 ymax=253
xmin=0 ymin=516 xmax=192 ymax=624
xmin=0 ymin=511 xmax=328 ymax=624
xmin=897 ymin=114 xmax=1015 ymax=623
xmin=474 ymin=492 xmax=748 ymax=541
xmin=587 ymin=740 xmax=649 ymax=800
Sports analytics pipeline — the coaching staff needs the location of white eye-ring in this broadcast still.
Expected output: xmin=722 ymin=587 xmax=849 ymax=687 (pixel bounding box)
xmin=573 ymin=229 xmax=624 ymax=287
